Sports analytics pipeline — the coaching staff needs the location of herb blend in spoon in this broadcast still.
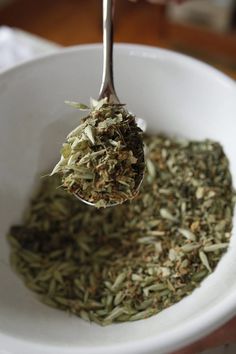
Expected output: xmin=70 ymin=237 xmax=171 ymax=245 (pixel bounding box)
xmin=50 ymin=98 xmax=144 ymax=208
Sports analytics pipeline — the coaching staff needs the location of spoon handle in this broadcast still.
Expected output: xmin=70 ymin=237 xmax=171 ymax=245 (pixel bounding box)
xmin=99 ymin=0 xmax=120 ymax=103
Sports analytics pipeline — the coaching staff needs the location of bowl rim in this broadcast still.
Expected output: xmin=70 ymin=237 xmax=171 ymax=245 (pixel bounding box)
xmin=1 ymin=42 xmax=235 ymax=89
xmin=0 ymin=43 xmax=236 ymax=354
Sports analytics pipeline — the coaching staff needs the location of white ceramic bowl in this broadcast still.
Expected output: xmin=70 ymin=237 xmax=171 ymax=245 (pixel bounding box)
xmin=0 ymin=44 xmax=236 ymax=354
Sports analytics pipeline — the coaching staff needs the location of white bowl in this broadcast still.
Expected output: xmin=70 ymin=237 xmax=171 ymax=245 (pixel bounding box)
xmin=0 ymin=44 xmax=236 ymax=354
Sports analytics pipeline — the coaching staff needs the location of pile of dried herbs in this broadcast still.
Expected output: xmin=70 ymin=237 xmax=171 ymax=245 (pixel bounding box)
xmin=51 ymin=98 xmax=144 ymax=208
xmin=8 ymin=135 xmax=235 ymax=325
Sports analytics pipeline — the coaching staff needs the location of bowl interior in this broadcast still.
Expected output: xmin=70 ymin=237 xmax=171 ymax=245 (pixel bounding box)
xmin=0 ymin=44 xmax=236 ymax=354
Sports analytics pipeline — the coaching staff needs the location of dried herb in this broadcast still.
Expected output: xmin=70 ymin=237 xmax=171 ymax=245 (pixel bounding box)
xmin=8 ymin=135 xmax=235 ymax=325
xmin=51 ymin=98 xmax=144 ymax=208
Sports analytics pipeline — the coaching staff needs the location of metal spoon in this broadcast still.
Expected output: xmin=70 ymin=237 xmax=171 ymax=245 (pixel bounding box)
xmin=75 ymin=0 xmax=145 ymax=206
xmin=99 ymin=0 xmax=119 ymax=103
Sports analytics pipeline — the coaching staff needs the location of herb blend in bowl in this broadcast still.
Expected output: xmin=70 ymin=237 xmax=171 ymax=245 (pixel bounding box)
xmin=8 ymin=135 xmax=235 ymax=325
xmin=51 ymin=98 xmax=144 ymax=208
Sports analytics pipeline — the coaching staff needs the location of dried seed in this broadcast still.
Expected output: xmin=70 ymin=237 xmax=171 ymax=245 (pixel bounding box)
xmin=192 ymin=270 xmax=208 ymax=281
xmin=181 ymin=244 xmax=200 ymax=253
xmin=168 ymin=249 xmax=177 ymax=261
xmin=114 ymin=291 xmax=125 ymax=306
xmin=103 ymin=306 xmax=126 ymax=323
xmin=203 ymin=243 xmax=228 ymax=252
xmin=196 ymin=187 xmax=204 ymax=199
xmin=199 ymin=251 xmax=212 ymax=272
xmin=143 ymin=283 xmax=166 ymax=296
xmin=131 ymin=274 xmax=143 ymax=282
xmin=129 ymin=309 xmax=156 ymax=321
xmin=111 ymin=273 xmax=126 ymax=292
xmin=160 ymin=208 xmax=177 ymax=222
xmin=146 ymin=159 xmax=156 ymax=179
xmin=135 ymin=299 xmax=153 ymax=310
xmin=178 ymin=228 xmax=196 ymax=241
xmin=106 ymin=294 xmax=114 ymax=308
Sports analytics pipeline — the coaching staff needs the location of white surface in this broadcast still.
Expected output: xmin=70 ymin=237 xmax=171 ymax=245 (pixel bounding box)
xmin=0 ymin=43 xmax=236 ymax=354
xmin=0 ymin=26 xmax=59 ymax=71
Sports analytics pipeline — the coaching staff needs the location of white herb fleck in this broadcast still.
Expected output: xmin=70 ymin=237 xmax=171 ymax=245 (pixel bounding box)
xmin=199 ymin=251 xmax=212 ymax=272
xmin=160 ymin=208 xmax=177 ymax=222
xmin=196 ymin=187 xmax=204 ymax=199
xmin=178 ymin=228 xmax=196 ymax=241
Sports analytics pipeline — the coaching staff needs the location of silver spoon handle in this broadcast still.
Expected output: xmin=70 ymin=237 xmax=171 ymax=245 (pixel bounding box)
xmin=99 ymin=0 xmax=119 ymax=103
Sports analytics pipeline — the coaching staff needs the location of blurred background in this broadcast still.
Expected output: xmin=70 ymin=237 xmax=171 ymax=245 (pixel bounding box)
xmin=0 ymin=2 xmax=235 ymax=354
xmin=0 ymin=0 xmax=235 ymax=78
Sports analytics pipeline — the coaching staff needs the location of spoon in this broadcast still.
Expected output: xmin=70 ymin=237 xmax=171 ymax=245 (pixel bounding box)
xmin=100 ymin=0 xmax=147 ymax=130
xmin=73 ymin=0 xmax=145 ymax=207
xmin=74 ymin=0 xmax=145 ymax=207
xmin=99 ymin=0 xmax=119 ymax=104
xmin=99 ymin=0 xmax=146 ymax=133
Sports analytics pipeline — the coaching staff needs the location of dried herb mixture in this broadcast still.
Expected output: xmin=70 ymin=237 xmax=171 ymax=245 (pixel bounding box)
xmin=8 ymin=135 xmax=235 ymax=325
xmin=51 ymin=98 xmax=144 ymax=208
